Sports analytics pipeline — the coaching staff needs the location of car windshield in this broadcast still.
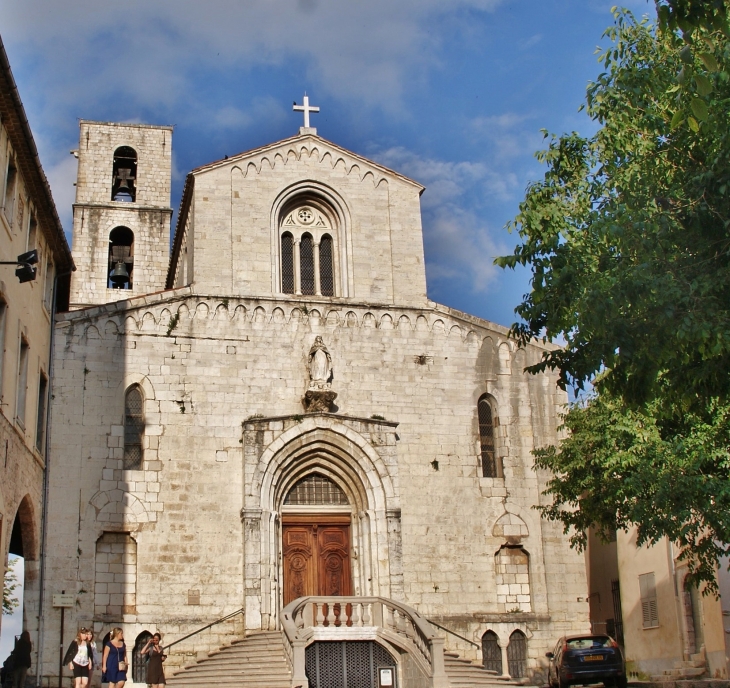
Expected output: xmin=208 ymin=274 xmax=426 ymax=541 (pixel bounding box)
xmin=566 ymin=637 xmax=612 ymax=650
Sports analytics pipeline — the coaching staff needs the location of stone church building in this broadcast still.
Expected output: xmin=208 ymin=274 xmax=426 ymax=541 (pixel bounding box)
xmin=38 ymin=116 xmax=589 ymax=687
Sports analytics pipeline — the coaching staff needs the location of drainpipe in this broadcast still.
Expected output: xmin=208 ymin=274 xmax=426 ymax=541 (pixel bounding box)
xmin=35 ymin=269 xmax=72 ymax=687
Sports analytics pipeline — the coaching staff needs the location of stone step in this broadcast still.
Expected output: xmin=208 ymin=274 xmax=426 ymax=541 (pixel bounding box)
xmin=166 ymin=631 xmax=291 ymax=688
xmin=444 ymin=651 xmax=520 ymax=687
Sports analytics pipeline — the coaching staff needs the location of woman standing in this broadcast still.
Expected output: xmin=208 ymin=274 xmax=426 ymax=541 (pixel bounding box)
xmin=141 ymin=633 xmax=167 ymax=687
xmin=12 ymin=631 xmax=32 ymax=688
xmin=62 ymin=628 xmax=92 ymax=688
xmin=102 ymin=628 xmax=127 ymax=688
xmin=88 ymin=630 xmax=101 ymax=685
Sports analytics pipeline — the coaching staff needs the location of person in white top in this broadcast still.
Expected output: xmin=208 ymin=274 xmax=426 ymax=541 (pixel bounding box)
xmin=62 ymin=628 xmax=92 ymax=688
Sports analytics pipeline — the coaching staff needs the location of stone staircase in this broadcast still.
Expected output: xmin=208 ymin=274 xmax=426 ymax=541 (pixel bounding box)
xmin=650 ymin=651 xmax=707 ymax=682
xmin=166 ymin=631 xmax=524 ymax=688
xmin=445 ymin=650 xmax=520 ymax=687
xmin=165 ymin=631 xmax=291 ymax=688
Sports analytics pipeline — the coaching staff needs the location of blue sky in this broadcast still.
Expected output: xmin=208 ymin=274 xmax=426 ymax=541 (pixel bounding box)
xmin=0 ymin=0 xmax=652 ymax=327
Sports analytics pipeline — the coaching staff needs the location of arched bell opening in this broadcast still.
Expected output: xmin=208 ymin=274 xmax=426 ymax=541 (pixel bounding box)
xmin=108 ymin=226 xmax=134 ymax=290
xmin=111 ymin=146 xmax=137 ymax=202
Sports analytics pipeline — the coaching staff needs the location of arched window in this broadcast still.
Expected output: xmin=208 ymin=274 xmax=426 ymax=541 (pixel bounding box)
xmin=284 ymin=473 xmax=349 ymax=506
xmin=319 ymin=234 xmax=334 ymax=296
xmin=478 ymin=395 xmax=502 ymax=478
xmin=124 ymin=386 xmax=144 ymax=469
xmin=482 ymin=630 xmax=502 ymax=674
xmin=281 ymin=232 xmax=294 ymax=294
xmin=300 ymin=233 xmax=315 ymax=295
xmin=112 ymin=146 xmax=137 ymax=202
xmin=495 ymin=545 xmax=531 ymax=612
xmin=278 ymin=201 xmax=338 ymax=297
xmin=108 ymin=226 xmax=134 ymax=290
xmin=507 ymin=630 xmax=527 ymax=678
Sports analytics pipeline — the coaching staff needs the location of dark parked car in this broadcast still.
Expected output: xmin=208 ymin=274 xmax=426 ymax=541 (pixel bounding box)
xmin=546 ymin=635 xmax=626 ymax=688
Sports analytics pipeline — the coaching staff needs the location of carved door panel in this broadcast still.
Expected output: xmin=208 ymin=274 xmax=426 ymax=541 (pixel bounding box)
xmin=283 ymin=525 xmax=315 ymax=606
xmin=282 ymin=518 xmax=351 ymax=606
xmin=317 ymin=525 xmax=351 ymax=597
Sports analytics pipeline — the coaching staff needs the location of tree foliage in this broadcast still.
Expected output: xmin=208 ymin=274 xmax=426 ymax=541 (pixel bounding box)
xmin=497 ymin=8 xmax=730 ymax=407
xmin=2 ymin=564 xmax=19 ymax=616
xmin=497 ymin=4 xmax=730 ymax=587
xmin=535 ymin=392 xmax=730 ymax=589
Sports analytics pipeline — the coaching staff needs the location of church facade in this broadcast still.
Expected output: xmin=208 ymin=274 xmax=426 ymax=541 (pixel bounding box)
xmin=38 ymin=118 xmax=589 ymax=686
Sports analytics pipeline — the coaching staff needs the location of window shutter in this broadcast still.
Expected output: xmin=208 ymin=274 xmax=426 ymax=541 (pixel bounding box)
xmin=639 ymin=573 xmax=658 ymax=628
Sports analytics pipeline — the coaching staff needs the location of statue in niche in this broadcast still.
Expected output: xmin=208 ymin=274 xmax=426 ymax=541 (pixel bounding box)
xmin=308 ymin=336 xmax=333 ymax=387
xmin=303 ymin=336 xmax=337 ymax=412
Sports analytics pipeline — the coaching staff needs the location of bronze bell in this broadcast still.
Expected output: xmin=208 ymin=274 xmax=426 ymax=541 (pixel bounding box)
xmin=109 ymin=261 xmax=129 ymax=285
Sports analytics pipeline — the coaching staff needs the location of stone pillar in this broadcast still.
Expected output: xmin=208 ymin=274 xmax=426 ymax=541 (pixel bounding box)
xmin=242 ymin=508 xmax=263 ymax=630
xmin=293 ymin=239 xmax=302 ymax=295
xmin=500 ymin=641 xmax=510 ymax=679
xmin=313 ymin=241 xmax=321 ymax=295
xmin=386 ymin=509 xmax=404 ymax=601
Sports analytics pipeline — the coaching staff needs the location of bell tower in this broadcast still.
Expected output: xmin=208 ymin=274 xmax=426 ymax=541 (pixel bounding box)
xmin=68 ymin=120 xmax=173 ymax=309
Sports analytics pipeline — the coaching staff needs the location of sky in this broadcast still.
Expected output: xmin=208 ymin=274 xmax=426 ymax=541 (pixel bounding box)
xmin=0 ymin=0 xmax=654 ymax=327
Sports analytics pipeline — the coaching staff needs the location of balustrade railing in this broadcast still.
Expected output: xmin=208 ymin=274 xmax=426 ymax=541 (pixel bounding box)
xmin=281 ymin=596 xmax=449 ymax=688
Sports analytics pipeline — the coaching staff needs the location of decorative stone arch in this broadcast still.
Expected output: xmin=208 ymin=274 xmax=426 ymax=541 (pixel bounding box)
xmin=494 ymin=504 xmax=548 ymax=615
xmin=10 ymin=494 xmax=38 ymax=562
xmin=244 ymin=415 xmax=401 ymax=631
xmin=270 ymin=181 xmax=353 ymax=297
xmin=89 ymin=490 xmax=152 ymax=533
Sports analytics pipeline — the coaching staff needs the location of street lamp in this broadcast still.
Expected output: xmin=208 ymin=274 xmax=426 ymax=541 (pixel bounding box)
xmin=0 ymin=249 xmax=39 ymax=283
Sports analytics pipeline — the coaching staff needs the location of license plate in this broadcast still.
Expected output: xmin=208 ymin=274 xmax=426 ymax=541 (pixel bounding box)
xmin=583 ymin=655 xmax=604 ymax=662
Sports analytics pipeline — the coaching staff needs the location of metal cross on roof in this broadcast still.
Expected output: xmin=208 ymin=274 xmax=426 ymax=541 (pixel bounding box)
xmin=293 ymin=94 xmax=320 ymax=129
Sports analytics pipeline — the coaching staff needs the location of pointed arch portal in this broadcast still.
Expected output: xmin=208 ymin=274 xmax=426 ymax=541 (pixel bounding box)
xmin=243 ymin=414 xmax=402 ymax=631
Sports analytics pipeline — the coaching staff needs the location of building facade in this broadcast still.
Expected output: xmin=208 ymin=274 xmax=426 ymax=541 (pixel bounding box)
xmin=0 ymin=34 xmax=74 ymax=659
xmin=38 ymin=120 xmax=591 ymax=687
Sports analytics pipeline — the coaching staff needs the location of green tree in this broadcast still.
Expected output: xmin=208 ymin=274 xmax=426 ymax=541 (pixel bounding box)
xmin=496 ymin=6 xmax=730 ymax=587
xmin=497 ymin=8 xmax=730 ymax=407
xmin=534 ymin=392 xmax=730 ymax=588
xmin=2 ymin=564 xmax=19 ymax=615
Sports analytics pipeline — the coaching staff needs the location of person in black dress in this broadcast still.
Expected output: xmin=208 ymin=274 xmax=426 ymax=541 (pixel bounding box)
xmin=141 ymin=633 xmax=166 ymax=687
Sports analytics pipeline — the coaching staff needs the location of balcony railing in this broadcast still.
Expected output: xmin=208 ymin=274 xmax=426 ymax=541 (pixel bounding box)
xmin=282 ymin=596 xmax=449 ymax=688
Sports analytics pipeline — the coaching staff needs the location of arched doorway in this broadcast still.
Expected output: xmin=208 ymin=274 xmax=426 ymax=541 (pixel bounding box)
xmin=132 ymin=630 xmax=153 ymax=683
xmin=4 ymin=497 xmax=37 ymax=635
xmin=281 ymin=473 xmax=352 ymax=604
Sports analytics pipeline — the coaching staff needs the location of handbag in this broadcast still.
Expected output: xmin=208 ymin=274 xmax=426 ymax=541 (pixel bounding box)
xmin=117 ymin=646 xmax=126 ymax=672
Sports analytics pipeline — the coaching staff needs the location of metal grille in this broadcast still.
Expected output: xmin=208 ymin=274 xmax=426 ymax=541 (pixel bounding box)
xmin=300 ymin=234 xmax=315 ymax=295
xmin=281 ymin=232 xmax=295 ymax=293
xmin=478 ymin=396 xmax=499 ymax=477
xmin=305 ymin=641 xmax=397 ymax=688
xmin=284 ymin=473 xmax=349 ymax=505
xmin=611 ymin=579 xmax=624 ymax=645
xmin=507 ymin=630 xmax=527 ymax=678
xmin=482 ymin=630 xmax=502 ymax=673
xmin=319 ymin=234 xmax=334 ymax=296
xmin=132 ymin=632 xmax=152 ymax=683
xmin=124 ymin=386 xmax=144 ymax=469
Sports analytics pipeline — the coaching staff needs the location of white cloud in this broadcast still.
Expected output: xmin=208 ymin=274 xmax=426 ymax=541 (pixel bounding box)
xmin=0 ymin=0 xmax=504 ymax=114
xmin=43 ymin=151 xmax=78 ymax=239
xmin=373 ymin=146 xmax=512 ymax=292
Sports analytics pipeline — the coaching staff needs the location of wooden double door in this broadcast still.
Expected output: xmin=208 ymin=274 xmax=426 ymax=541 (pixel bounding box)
xmin=282 ymin=515 xmax=352 ymax=606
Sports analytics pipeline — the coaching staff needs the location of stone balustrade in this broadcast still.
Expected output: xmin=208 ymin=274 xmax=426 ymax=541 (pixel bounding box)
xmin=281 ymin=595 xmax=449 ymax=688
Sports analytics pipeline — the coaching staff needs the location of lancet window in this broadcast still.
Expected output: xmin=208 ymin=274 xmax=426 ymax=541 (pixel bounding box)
xmin=279 ymin=203 xmax=337 ymax=296
xmin=111 ymin=146 xmax=137 ymax=202
xmin=124 ymin=385 xmax=144 ymax=469
xmin=478 ymin=394 xmax=502 ymax=478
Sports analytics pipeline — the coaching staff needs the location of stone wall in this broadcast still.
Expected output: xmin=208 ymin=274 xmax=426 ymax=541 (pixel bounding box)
xmin=39 ymin=289 xmax=590 ymax=681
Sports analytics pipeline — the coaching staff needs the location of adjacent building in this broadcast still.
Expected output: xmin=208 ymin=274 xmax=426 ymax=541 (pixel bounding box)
xmin=0 ymin=34 xmax=74 ymax=656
